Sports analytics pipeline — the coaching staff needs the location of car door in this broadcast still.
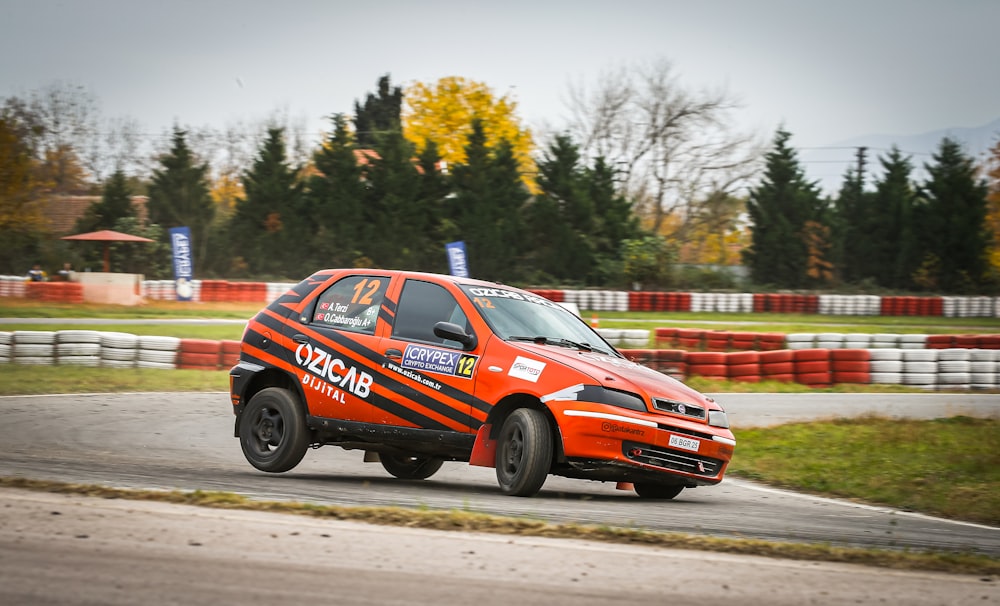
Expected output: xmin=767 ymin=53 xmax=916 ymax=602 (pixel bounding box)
xmin=375 ymin=277 xmax=485 ymax=434
xmin=291 ymin=273 xmax=390 ymax=423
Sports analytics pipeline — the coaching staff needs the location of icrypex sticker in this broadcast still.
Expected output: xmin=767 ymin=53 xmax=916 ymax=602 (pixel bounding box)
xmin=509 ymin=356 xmax=545 ymax=382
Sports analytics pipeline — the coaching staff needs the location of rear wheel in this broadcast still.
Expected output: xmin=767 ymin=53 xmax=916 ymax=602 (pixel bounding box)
xmin=633 ymin=482 xmax=684 ymax=499
xmin=238 ymin=387 xmax=309 ymax=473
xmin=495 ymin=408 xmax=552 ymax=497
xmin=380 ymin=454 xmax=444 ymax=480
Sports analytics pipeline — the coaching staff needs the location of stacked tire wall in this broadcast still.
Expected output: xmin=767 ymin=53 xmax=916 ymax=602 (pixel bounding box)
xmin=1 ymin=275 xmax=998 ymax=318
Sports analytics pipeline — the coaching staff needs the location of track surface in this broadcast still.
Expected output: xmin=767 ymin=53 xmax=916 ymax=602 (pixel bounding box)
xmin=1 ymin=392 xmax=997 ymax=556
xmin=2 ymin=391 xmax=998 ymax=605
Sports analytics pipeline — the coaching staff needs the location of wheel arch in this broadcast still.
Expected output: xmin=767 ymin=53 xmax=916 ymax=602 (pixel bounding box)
xmin=234 ymin=368 xmax=306 ymax=438
xmin=479 ymin=392 xmax=566 ymax=465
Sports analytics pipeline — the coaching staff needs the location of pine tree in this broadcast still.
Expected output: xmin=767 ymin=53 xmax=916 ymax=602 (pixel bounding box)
xmin=743 ymin=129 xmax=824 ymax=288
xmin=360 ymin=128 xmax=425 ymax=269
xmin=831 ymin=165 xmax=870 ymax=284
xmin=870 ymin=148 xmax=918 ymax=289
xmin=229 ymin=127 xmax=304 ymax=276
xmin=918 ymin=137 xmax=990 ymax=292
xmin=413 ymin=140 xmax=451 ymax=273
xmin=354 ymin=75 xmax=403 ymax=148
xmin=146 ymin=129 xmax=215 ymax=273
xmin=75 ymin=169 xmax=135 ymax=233
xmin=306 ymin=114 xmax=364 ymax=268
xmin=450 ymin=120 xmax=529 ymax=282
xmin=528 ymin=135 xmax=595 ymax=282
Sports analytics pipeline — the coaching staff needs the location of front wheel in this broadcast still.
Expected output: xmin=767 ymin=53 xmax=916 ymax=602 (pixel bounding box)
xmin=495 ymin=408 xmax=552 ymax=497
xmin=634 ymin=482 xmax=684 ymax=499
xmin=380 ymin=454 xmax=444 ymax=480
xmin=238 ymin=387 xmax=310 ymax=473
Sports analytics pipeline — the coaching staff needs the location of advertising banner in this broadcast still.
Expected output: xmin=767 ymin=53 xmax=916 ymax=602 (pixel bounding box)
xmin=445 ymin=241 xmax=469 ymax=278
xmin=169 ymin=226 xmax=194 ymax=301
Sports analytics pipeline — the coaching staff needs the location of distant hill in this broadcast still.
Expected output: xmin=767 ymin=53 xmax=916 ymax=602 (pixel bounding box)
xmin=799 ymin=117 xmax=1000 ymax=196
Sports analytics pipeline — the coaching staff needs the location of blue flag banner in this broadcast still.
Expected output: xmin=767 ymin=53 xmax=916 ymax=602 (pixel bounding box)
xmin=169 ymin=226 xmax=194 ymax=301
xmin=445 ymin=241 xmax=469 ymax=278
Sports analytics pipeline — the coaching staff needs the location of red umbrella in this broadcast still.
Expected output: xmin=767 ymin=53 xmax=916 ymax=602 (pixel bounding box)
xmin=60 ymin=229 xmax=155 ymax=272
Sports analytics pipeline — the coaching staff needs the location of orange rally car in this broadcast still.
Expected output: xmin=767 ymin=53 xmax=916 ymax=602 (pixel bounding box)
xmin=229 ymin=269 xmax=735 ymax=498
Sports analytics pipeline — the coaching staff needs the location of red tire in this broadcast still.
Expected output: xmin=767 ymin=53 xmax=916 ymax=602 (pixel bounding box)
xmin=832 ymin=371 xmax=870 ymax=384
xmin=795 ymin=360 xmax=831 ymax=374
xmin=180 ymin=338 xmax=222 ymax=355
xmin=760 ymin=349 xmax=794 ymax=364
xmin=831 ymin=360 xmax=869 ymax=373
xmin=830 ymin=348 xmax=870 ymax=361
xmin=761 ymin=361 xmax=795 ymax=375
xmin=727 ymin=351 xmax=760 ymax=365
xmin=728 ymin=363 xmax=760 ymax=377
xmin=797 ymin=372 xmax=831 ymax=386
xmin=793 ymin=348 xmax=829 ymax=362
xmin=686 ymin=352 xmax=726 ymax=365
xmin=687 ymin=364 xmax=728 ymax=378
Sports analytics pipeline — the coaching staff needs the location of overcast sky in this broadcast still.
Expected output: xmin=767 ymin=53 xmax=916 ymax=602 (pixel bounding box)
xmin=1 ymin=0 xmax=997 ymax=157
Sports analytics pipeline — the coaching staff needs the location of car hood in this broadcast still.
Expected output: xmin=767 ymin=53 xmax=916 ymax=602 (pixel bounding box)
xmin=512 ymin=343 xmax=719 ymax=409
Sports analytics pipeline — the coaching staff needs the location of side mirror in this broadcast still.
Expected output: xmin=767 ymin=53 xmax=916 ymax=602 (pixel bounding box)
xmin=434 ymin=321 xmax=477 ymax=350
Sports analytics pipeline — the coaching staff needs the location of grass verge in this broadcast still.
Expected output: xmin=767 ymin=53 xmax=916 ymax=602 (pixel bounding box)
xmin=1 ymin=476 xmax=996 ymax=576
xmin=0 ymin=365 xmax=228 ymax=394
xmin=729 ymin=416 xmax=1000 ymax=526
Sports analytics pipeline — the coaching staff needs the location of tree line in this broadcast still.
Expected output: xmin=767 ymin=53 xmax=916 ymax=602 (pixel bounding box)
xmin=744 ymin=130 xmax=997 ymax=293
xmin=1 ymin=70 xmax=998 ymax=293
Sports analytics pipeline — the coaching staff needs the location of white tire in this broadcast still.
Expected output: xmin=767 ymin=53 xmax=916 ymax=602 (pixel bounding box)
xmin=13 ymin=330 xmax=56 ymax=344
xmin=56 ymin=343 xmax=101 ymax=357
xmin=14 ymin=343 xmax=55 ymax=357
xmin=101 ymin=347 xmax=137 ymax=362
xmin=870 ymin=372 xmax=903 ymax=384
xmin=137 ymin=335 xmax=181 ymax=351
xmin=138 ymin=349 xmax=177 ymax=364
xmin=56 ymin=330 xmax=102 ymax=344
xmin=59 ymin=355 xmax=101 ymax=367
xmin=870 ymin=360 xmax=903 ymax=373
xmin=868 ymin=348 xmax=903 ymax=361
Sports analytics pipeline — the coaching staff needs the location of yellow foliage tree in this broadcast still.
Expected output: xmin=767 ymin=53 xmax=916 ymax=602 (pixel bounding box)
xmin=210 ymin=173 xmax=244 ymax=222
xmin=985 ymin=138 xmax=1000 ymax=275
xmin=403 ymin=77 xmax=536 ymax=189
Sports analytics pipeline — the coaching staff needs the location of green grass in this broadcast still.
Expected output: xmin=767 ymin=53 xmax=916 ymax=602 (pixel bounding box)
xmin=729 ymin=416 xmax=1000 ymax=526
xmin=0 ymin=365 xmax=228 ymax=394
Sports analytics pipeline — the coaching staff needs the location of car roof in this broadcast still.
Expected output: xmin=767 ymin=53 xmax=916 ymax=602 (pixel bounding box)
xmin=312 ymin=268 xmax=520 ymax=291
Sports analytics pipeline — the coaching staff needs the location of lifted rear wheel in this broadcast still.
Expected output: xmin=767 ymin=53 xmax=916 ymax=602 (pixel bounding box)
xmin=239 ymin=387 xmax=309 ymax=473
xmin=495 ymin=408 xmax=552 ymax=497
xmin=380 ymin=454 xmax=444 ymax=480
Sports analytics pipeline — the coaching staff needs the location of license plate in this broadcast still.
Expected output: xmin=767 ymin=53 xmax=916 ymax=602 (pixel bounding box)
xmin=669 ymin=434 xmax=700 ymax=452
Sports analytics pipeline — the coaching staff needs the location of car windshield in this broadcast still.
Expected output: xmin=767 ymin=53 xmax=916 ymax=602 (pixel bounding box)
xmin=459 ymin=284 xmax=618 ymax=356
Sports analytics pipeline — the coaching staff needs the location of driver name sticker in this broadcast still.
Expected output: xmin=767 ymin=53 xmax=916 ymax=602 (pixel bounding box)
xmin=509 ymin=356 xmax=546 ymax=382
xmin=401 ymin=344 xmax=478 ymax=378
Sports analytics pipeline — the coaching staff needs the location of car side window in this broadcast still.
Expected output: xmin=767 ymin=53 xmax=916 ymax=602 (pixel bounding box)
xmin=392 ymin=280 xmax=469 ymax=348
xmin=310 ymin=275 xmax=388 ymax=335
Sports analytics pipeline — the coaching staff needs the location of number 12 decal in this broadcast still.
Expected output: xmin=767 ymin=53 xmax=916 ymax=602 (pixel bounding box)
xmin=352 ymin=278 xmax=383 ymax=305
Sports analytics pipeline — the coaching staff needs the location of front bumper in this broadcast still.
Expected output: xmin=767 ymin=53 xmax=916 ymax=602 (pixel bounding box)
xmin=549 ymin=402 xmax=735 ymax=485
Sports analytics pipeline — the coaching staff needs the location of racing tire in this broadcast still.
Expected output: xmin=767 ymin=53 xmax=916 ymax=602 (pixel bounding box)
xmin=495 ymin=408 xmax=552 ymax=497
xmin=380 ymin=454 xmax=444 ymax=480
xmin=634 ymin=482 xmax=684 ymax=499
xmin=239 ymin=387 xmax=310 ymax=473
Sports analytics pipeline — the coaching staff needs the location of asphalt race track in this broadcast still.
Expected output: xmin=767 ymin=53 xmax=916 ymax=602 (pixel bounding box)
xmin=0 ymin=391 xmax=997 ymax=604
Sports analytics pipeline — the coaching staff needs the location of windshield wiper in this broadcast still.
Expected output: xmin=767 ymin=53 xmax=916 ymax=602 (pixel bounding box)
xmin=508 ymin=335 xmax=594 ymax=351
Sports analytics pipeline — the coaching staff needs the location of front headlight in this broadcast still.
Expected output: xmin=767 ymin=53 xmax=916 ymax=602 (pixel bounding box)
xmin=708 ymin=409 xmax=730 ymax=429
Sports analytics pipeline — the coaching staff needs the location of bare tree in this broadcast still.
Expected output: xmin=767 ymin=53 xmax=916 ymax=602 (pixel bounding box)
xmin=565 ymin=58 xmax=763 ymax=235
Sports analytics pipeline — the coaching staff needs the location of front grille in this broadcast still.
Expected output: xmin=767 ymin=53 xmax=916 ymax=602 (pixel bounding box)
xmin=623 ymin=440 xmax=722 ymax=477
xmin=653 ymin=398 xmax=705 ymax=419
